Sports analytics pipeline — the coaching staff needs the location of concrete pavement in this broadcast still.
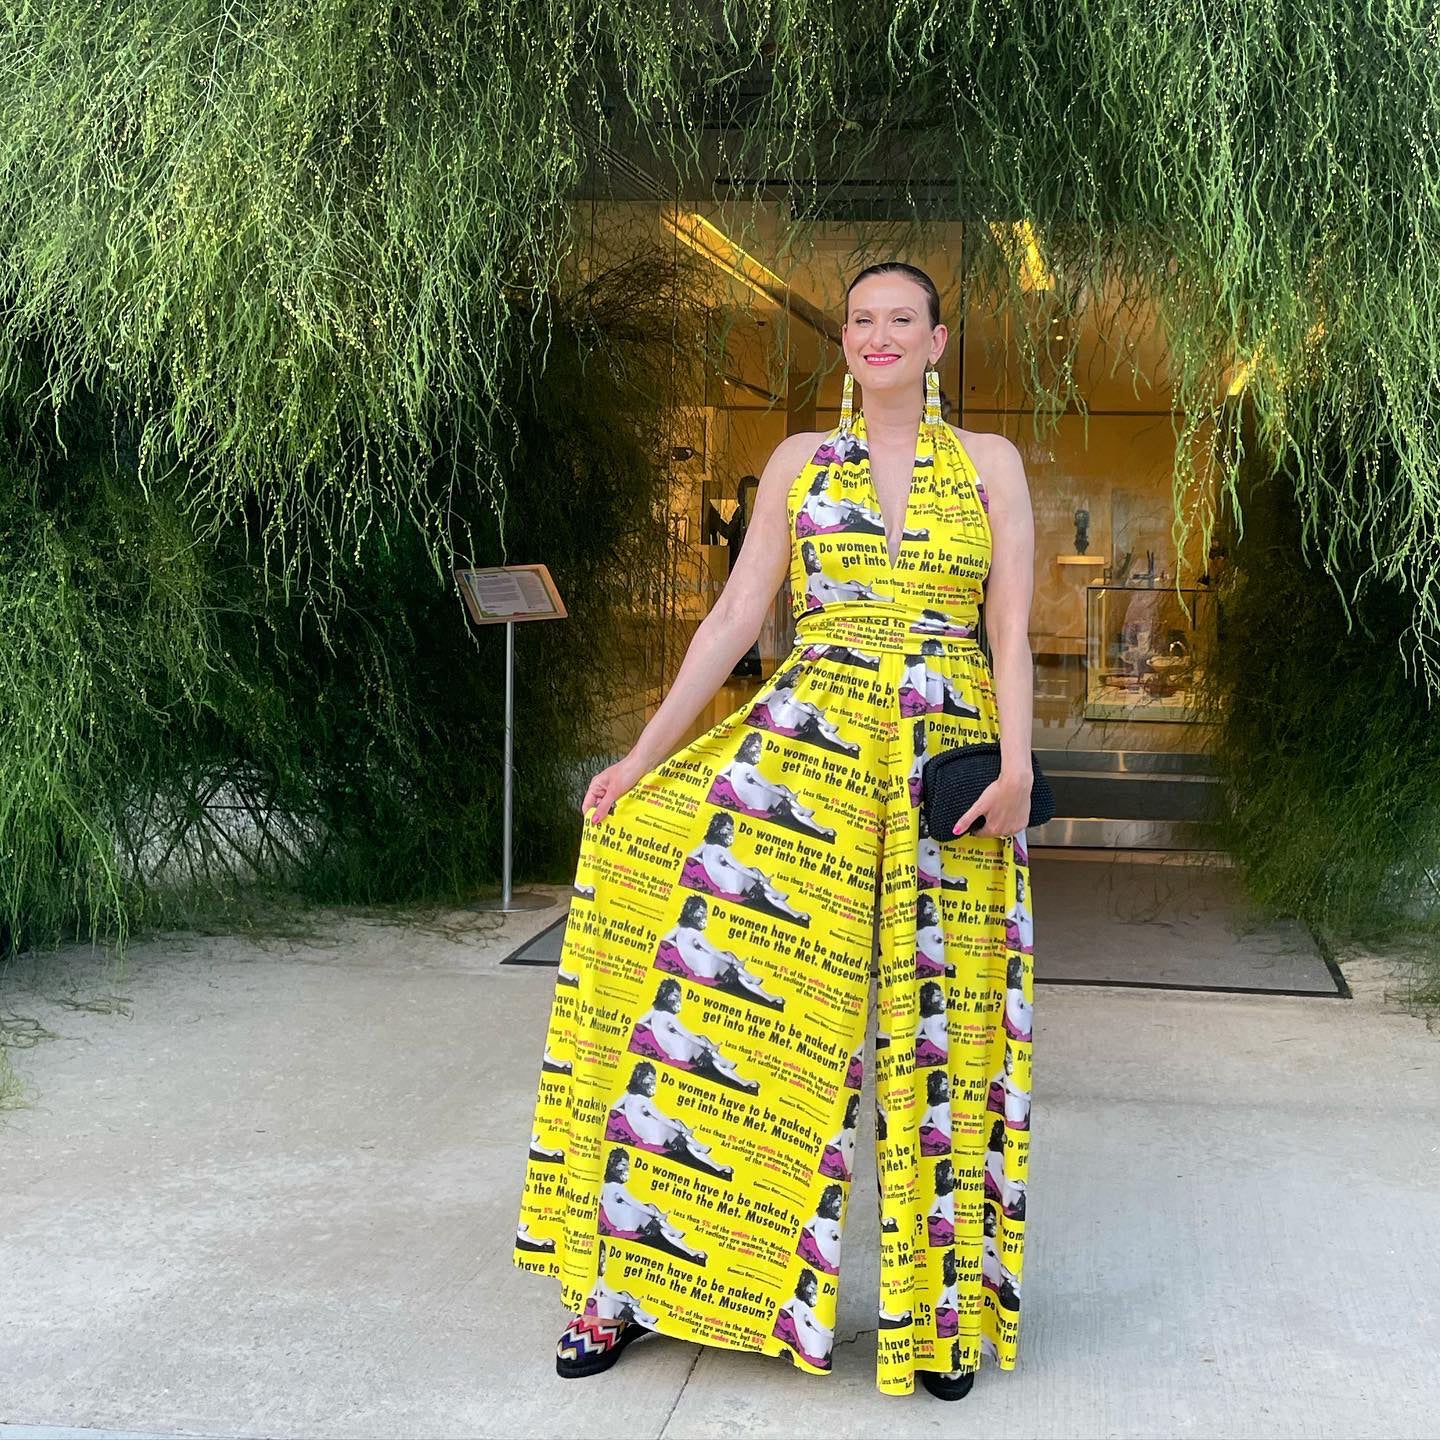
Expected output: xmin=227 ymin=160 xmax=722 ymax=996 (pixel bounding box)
xmin=1 ymin=888 xmax=1437 ymax=1438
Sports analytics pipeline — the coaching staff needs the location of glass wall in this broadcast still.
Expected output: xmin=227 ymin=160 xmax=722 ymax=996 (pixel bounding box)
xmin=569 ymin=204 xmax=1224 ymax=776
xmin=960 ymin=289 xmax=1220 ymax=755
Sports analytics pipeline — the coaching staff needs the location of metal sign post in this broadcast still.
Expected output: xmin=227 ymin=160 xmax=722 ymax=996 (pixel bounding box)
xmin=455 ymin=563 xmax=567 ymax=913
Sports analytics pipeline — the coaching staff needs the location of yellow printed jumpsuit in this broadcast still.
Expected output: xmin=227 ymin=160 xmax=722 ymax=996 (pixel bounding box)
xmin=513 ymin=410 xmax=1035 ymax=1395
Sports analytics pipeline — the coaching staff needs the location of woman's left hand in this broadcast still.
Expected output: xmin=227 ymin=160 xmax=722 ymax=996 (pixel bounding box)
xmin=952 ymin=774 xmax=1032 ymax=839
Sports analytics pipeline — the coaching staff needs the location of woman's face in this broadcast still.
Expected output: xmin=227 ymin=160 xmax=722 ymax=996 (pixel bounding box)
xmin=843 ymin=273 xmax=944 ymax=400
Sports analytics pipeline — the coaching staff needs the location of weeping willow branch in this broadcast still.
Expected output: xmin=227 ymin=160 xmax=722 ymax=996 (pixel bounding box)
xmin=0 ymin=0 xmax=1437 ymax=949
xmin=0 ymin=0 xmax=1434 ymax=675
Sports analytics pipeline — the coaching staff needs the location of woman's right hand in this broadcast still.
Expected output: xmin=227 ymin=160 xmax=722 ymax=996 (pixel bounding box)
xmin=582 ymin=754 xmax=649 ymax=824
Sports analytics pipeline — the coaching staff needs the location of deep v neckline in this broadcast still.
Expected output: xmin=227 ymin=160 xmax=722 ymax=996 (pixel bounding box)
xmin=854 ymin=413 xmax=925 ymax=571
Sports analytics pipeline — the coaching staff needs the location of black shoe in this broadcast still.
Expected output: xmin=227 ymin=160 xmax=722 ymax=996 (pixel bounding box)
xmin=554 ymin=1320 xmax=650 ymax=1379
xmin=919 ymin=1368 xmax=977 ymax=1401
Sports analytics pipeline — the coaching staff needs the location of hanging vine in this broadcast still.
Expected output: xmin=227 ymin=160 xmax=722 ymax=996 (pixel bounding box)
xmin=0 ymin=0 xmax=1436 ymax=949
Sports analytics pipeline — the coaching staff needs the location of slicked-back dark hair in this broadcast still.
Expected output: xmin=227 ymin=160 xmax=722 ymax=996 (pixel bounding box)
xmin=846 ymin=262 xmax=942 ymax=329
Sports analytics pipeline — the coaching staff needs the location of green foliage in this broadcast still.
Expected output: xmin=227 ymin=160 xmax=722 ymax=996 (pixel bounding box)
xmin=0 ymin=257 xmax=686 ymax=950
xmin=1 ymin=0 xmax=1439 ymax=950
xmin=2 ymin=0 xmax=1437 ymax=683
xmin=0 ymin=382 xmax=212 ymax=950
xmin=1194 ymin=398 xmax=1440 ymax=963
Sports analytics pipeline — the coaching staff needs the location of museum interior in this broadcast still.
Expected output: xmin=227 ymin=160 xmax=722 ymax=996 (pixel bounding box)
xmin=568 ymin=203 xmax=1237 ymax=851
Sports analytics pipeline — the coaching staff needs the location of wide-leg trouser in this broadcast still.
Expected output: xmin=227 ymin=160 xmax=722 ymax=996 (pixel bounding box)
xmin=512 ymin=626 xmax=1033 ymax=1395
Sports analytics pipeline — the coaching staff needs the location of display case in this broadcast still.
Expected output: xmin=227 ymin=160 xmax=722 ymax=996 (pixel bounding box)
xmin=1084 ymin=582 xmax=1217 ymax=722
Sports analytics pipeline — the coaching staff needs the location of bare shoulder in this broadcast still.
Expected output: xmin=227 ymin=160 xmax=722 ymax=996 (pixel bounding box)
xmin=754 ymin=428 xmax=828 ymax=493
xmin=943 ymin=424 xmax=1028 ymax=497
xmin=944 ymin=423 xmax=1023 ymax=474
xmin=778 ymin=428 xmax=830 ymax=465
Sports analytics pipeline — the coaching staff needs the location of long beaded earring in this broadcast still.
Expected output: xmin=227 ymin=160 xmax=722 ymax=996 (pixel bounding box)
xmin=924 ymin=364 xmax=942 ymax=428
xmin=839 ymin=370 xmax=855 ymax=431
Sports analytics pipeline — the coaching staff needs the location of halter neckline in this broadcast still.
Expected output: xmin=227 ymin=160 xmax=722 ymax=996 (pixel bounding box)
xmin=845 ymin=411 xmax=936 ymax=571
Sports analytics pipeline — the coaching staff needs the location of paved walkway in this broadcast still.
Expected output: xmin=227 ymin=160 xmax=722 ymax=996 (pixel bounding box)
xmin=1 ymin=887 xmax=1437 ymax=1439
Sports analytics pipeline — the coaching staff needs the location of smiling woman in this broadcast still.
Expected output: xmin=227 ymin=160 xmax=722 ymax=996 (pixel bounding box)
xmin=845 ymin=268 xmax=944 ymax=567
xmin=514 ymin=262 xmax=1039 ymax=1405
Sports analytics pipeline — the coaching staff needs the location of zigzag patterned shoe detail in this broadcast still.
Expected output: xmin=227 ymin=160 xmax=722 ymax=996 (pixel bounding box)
xmin=554 ymin=1315 xmax=649 ymax=1378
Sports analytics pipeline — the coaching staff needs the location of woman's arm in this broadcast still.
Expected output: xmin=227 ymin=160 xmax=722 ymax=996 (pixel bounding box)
xmin=976 ymin=436 xmax=1037 ymax=788
xmin=620 ymin=430 xmax=821 ymax=776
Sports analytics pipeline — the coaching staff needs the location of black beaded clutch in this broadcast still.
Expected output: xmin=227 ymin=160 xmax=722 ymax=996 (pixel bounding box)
xmin=921 ymin=743 xmax=1055 ymax=840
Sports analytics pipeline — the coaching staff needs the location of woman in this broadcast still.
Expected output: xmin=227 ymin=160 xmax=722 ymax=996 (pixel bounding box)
xmin=897 ymin=638 xmax=982 ymax=720
xmin=927 ymin=1157 xmax=956 ymax=1248
xmin=680 ymin=812 xmax=812 ymax=925
xmin=655 ymin=893 xmax=787 ymax=1010
xmin=988 ymin=1040 xmax=1033 ymax=1132
xmin=772 ymin=1268 xmax=836 ymax=1371
xmin=914 ymin=892 xmax=953 ymax=978
xmin=818 ymin=1092 xmax=860 ymax=1181
xmin=745 ymin=661 xmax=862 ymax=756
xmin=605 ymin=1060 xmax=735 ymax=1179
xmin=629 ymin=978 xmax=760 ymax=1093
xmin=981 ymin=1201 xmax=1022 ymax=1312
xmin=984 ymin=1117 xmax=1028 ymax=1221
xmin=797 ymin=1183 xmax=846 ymax=1275
xmin=914 ymin=980 xmax=950 ymax=1068
xmin=919 ymin=1070 xmax=953 ymax=1156
xmin=516 ymin=262 xmax=1037 ymax=1401
xmin=597 ymin=1148 xmax=707 ymax=1264
xmin=795 ymin=467 xmax=884 ymax=539
xmin=935 ymin=1249 xmax=961 ymax=1338
xmin=708 ymin=732 xmax=838 ymax=844
xmin=799 ymin=536 xmax=892 ymax=611
xmin=579 ymin=1242 xmax=660 ymax=1329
